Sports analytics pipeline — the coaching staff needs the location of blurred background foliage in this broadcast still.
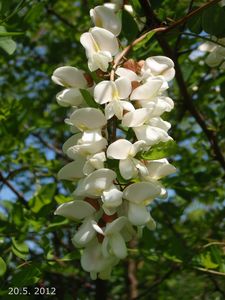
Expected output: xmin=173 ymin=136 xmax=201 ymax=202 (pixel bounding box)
xmin=0 ymin=0 xmax=225 ymax=299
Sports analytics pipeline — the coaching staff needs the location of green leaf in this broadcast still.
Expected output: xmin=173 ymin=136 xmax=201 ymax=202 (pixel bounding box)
xmin=29 ymin=183 xmax=56 ymax=213
xmin=137 ymin=140 xmax=177 ymax=160
xmin=11 ymin=264 xmax=41 ymax=286
xmin=187 ymin=10 xmax=203 ymax=34
xmin=80 ymin=89 xmax=99 ymax=109
xmin=0 ymin=257 xmax=7 ymax=276
xmin=0 ymin=31 xmax=23 ymax=37
xmin=199 ymin=252 xmax=219 ymax=269
xmin=133 ymin=30 xmax=156 ymax=51
xmin=0 ymin=26 xmax=16 ymax=55
xmin=12 ymin=238 xmax=29 ymax=260
xmin=122 ymin=10 xmax=139 ymax=42
xmin=24 ymin=3 xmax=45 ymax=24
xmin=202 ymin=5 xmax=225 ymax=37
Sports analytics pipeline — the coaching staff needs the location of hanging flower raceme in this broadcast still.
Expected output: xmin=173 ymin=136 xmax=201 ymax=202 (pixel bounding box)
xmin=52 ymin=1 xmax=176 ymax=280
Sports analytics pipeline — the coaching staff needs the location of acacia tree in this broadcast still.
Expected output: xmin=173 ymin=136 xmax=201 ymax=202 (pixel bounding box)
xmin=0 ymin=1 xmax=225 ymax=299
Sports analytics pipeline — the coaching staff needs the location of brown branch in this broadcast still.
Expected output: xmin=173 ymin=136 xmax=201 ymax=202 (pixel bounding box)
xmin=110 ymin=26 xmax=166 ymax=80
xmin=127 ymin=239 xmax=138 ymax=299
xmin=0 ymin=171 xmax=29 ymax=209
xmin=139 ymin=0 xmax=225 ymax=172
xmin=195 ymin=267 xmax=225 ymax=277
xmin=32 ymin=132 xmax=64 ymax=157
xmin=134 ymin=265 xmax=180 ymax=299
xmin=162 ymin=0 xmax=221 ymax=33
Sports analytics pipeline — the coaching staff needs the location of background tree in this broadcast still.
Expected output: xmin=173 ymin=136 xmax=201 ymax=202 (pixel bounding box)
xmin=0 ymin=0 xmax=225 ymax=299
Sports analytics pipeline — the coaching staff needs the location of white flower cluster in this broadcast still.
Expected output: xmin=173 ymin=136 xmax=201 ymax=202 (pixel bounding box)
xmin=199 ymin=38 xmax=225 ymax=69
xmin=52 ymin=3 xmax=176 ymax=280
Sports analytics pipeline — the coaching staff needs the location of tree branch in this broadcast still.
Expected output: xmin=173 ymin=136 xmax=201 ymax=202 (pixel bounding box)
xmin=162 ymin=0 xmax=221 ymax=33
xmin=32 ymin=132 xmax=64 ymax=157
xmin=0 ymin=171 xmax=29 ymax=209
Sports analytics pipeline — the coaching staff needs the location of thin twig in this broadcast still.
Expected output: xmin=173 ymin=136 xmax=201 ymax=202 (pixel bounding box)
xmin=32 ymin=132 xmax=64 ymax=157
xmin=110 ymin=27 xmax=167 ymax=81
xmin=0 ymin=171 xmax=29 ymax=208
xmin=162 ymin=0 xmax=221 ymax=33
xmin=195 ymin=267 xmax=225 ymax=277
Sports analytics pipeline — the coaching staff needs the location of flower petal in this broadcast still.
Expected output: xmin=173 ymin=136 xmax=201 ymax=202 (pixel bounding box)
xmin=115 ymin=77 xmax=132 ymax=99
xmin=122 ymin=108 xmax=151 ymax=127
xmin=52 ymin=66 xmax=87 ymax=88
xmin=116 ymin=67 xmax=139 ymax=81
xmin=74 ymin=168 xmax=117 ymax=197
xmin=94 ymin=80 xmax=115 ymax=104
xmin=62 ymin=134 xmax=81 ymax=154
xmin=56 ymin=88 xmax=83 ymax=107
xmin=101 ymin=185 xmax=123 ymax=208
xmin=69 ymin=108 xmax=107 ymax=130
xmin=90 ymin=27 xmax=119 ymax=55
xmin=109 ymin=233 xmax=127 ymax=258
xmin=145 ymin=158 xmax=176 ymax=180
xmin=143 ymin=56 xmax=175 ymax=81
xmin=105 ymin=216 xmax=128 ymax=234
xmin=119 ymin=158 xmax=137 ymax=180
xmin=72 ymin=220 xmax=96 ymax=246
xmin=130 ymin=79 xmax=163 ymax=101
xmin=90 ymin=5 xmax=122 ymax=36
xmin=134 ymin=125 xmax=171 ymax=146
xmin=54 ymin=200 xmax=96 ymax=220
xmin=128 ymin=202 xmax=150 ymax=226
xmin=123 ymin=182 xmax=161 ymax=204
xmin=107 ymin=139 xmax=132 ymax=159
xmin=57 ymin=159 xmax=85 ymax=180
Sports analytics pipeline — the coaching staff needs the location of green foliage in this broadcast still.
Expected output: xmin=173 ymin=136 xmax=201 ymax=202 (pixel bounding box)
xmin=0 ymin=257 xmax=7 ymax=276
xmin=137 ymin=140 xmax=178 ymax=160
xmin=0 ymin=0 xmax=225 ymax=299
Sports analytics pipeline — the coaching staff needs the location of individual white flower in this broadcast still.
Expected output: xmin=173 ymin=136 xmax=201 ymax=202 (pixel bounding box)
xmin=94 ymin=77 xmax=134 ymax=119
xmin=143 ymin=158 xmax=176 ymax=180
xmin=123 ymin=182 xmax=161 ymax=225
xmin=74 ymin=168 xmax=117 ymax=197
xmin=52 ymin=66 xmax=88 ymax=88
xmin=80 ymin=27 xmax=119 ymax=72
xmin=52 ymin=66 xmax=89 ymax=106
xmin=57 ymin=157 xmax=86 ymax=181
xmin=130 ymin=78 xmax=165 ymax=102
xmin=101 ymin=185 xmax=123 ymax=212
xmin=83 ymin=152 xmax=106 ymax=175
xmin=90 ymin=5 xmax=121 ymax=36
xmin=133 ymin=125 xmax=171 ymax=146
xmin=55 ymin=200 xmax=99 ymax=247
xmin=81 ymin=238 xmax=119 ymax=280
xmin=122 ymin=108 xmax=151 ymax=127
xmin=66 ymin=130 xmax=108 ymax=157
xmin=54 ymin=199 xmax=96 ymax=220
xmin=127 ymin=202 xmax=155 ymax=226
xmin=138 ymin=96 xmax=174 ymax=115
xmin=115 ymin=67 xmax=140 ymax=82
xmin=123 ymin=182 xmax=161 ymax=205
xmin=141 ymin=56 xmax=175 ymax=81
xmin=93 ymin=216 xmax=129 ymax=259
xmin=69 ymin=107 xmax=107 ymax=131
xmin=107 ymin=139 xmax=148 ymax=179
